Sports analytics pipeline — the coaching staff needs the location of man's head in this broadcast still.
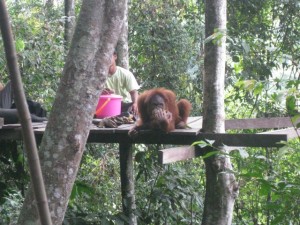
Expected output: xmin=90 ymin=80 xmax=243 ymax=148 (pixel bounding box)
xmin=108 ymin=51 xmax=117 ymax=75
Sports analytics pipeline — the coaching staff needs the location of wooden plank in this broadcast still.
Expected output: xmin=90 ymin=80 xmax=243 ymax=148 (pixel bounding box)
xmin=225 ymin=117 xmax=297 ymax=130
xmin=196 ymin=133 xmax=287 ymax=147
xmin=260 ymin=127 xmax=300 ymax=140
xmin=1 ymin=123 xmax=22 ymax=128
xmin=0 ymin=117 xmax=289 ymax=147
xmin=158 ymin=146 xmax=198 ymax=164
xmin=180 ymin=116 xmax=298 ymax=130
xmin=117 ymin=132 xmax=286 ymax=147
xmin=178 ymin=116 xmax=298 ymax=130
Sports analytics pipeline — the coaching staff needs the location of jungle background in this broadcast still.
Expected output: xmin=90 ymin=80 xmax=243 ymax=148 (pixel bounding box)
xmin=0 ymin=0 xmax=299 ymax=224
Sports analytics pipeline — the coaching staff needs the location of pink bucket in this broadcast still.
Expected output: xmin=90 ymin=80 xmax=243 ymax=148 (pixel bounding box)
xmin=95 ymin=94 xmax=123 ymax=118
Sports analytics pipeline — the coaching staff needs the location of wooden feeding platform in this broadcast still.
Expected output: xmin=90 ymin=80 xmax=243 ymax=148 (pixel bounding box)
xmin=0 ymin=116 xmax=298 ymax=222
xmin=0 ymin=117 xmax=297 ymax=146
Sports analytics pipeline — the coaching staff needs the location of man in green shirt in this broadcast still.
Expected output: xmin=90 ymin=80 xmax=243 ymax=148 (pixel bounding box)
xmin=102 ymin=51 xmax=140 ymax=116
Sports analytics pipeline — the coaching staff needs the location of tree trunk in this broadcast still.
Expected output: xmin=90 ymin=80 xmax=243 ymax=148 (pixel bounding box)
xmin=46 ymin=0 xmax=54 ymax=8
xmin=64 ymin=0 xmax=76 ymax=48
xmin=116 ymin=0 xmax=129 ymax=69
xmin=201 ymin=0 xmax=239 ymax=225
xmin=17 ymin=1 xmax=126 ymax=224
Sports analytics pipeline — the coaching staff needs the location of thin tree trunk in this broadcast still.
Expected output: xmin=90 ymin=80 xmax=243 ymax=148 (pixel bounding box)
xmin=64 ymin=0 xmax=75 ymax=49
xmin=119 ymin=143 xmax=137 ymax=225
xmin=116 ymin=0 xmax=129 ymax=69
xmin=46 ymin=0 xmax=54 ymax=8
xmin=0 ymin=1 xmax=51 ymax=224
xmin=17 ymin=0 xmax=126 ymax=224
xmin=201 ymin=0 xmax=239 ymax=225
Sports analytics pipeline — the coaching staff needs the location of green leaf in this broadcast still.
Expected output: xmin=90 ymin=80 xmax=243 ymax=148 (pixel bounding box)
xmin=276 ymin=181 xmax=287 ymax=190
xmin=239 ymin=172 xmax=263 ymax=178
xmin=70 ymin=181 xmax=94 ymax=200
xmin=241 ymin=40 xmax=250 ymax=54
xmin=286 ymin=95 xmax=296 ymax=115
xmin=291 ymin=114 xmax=300 ymax=125
xmin=202 ymin=151 xmax=219 ymax=159
xmin=192 ymin=140 xmax=211 ymax=148
xmin=15 ymin=39 xmax=25 ymax=52
xmin=253 ymin=82 xmax=264 ymax=95
xmin=205 ymin=139 xmax=215 ymax=145
xmin=235 ymin=79 xmax=257 ymax=91
xmin=255 ymin=155 xmax=267 ymax=160
xmin=233 ymin=62 xmax=243 ymax=74
xmin=232 ymin=55 xmax=240 ymax=62
xmin=278 ymin=146 xmax=292 ymax=157
xmin=257 ymin=179 xmax=272 ymax=195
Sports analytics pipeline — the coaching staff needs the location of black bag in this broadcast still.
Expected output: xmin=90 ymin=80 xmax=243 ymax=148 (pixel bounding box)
xmin=11 ymin=100 xmax=47 ymax=118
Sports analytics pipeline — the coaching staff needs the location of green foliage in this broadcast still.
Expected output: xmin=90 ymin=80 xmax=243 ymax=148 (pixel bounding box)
xmin=225 ymin=77 xmax=300 ymax=118
xmin=66 ymin=140 xmax=300 ymax=225
xmin=1 ymin=0 xmax=300 ymax=224
xmin=226 ymin=0 xmax=300 ymax=119
xmin=64 ymin=144 xmax=205 ymax=224
xmin=0 ymin=190 xmax=24 ymax=225
xmin=0 ymin=141 xmax=29 ymax=201
xmin=134 ymin=145 xmax=205 ymax=224
xmin=230 ymin=140 xmax=300 ymax=225
xmin=0 ymin=0 xmax=66 ymax=111
xmin=64 ymin=144 xmax=123 ymax=224
xmin=0 ymin=141 xmax=28 ymax=224
xmin=129 ymin=0 xmax=204 ymax=115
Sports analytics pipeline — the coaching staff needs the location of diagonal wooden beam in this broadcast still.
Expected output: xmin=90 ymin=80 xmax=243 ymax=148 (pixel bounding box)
xmin=158 ymin=146 xmax=199 ymax=165
xmin=260 ymin=127 xmax=300 ymax=140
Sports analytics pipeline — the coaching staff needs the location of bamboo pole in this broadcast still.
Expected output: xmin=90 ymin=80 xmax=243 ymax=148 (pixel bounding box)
xmin=0 ymin=1 xmax=52 ymax=224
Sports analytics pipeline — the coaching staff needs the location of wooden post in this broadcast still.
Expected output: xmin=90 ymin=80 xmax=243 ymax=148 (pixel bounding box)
xmin=119 ymin=142 xmax=137 ymax=225
xmin=0 ymin=1 xmax=51 ymax=224
xmin=0 ymin=117 xmax=3 ymax=128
